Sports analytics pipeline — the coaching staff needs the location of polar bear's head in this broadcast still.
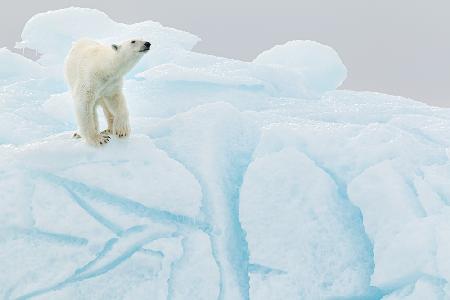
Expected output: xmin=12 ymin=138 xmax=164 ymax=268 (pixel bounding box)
xmin=111 ymin=39 xmax=151 ymax=75
xmin=112 ymin=39 xmax=151 ymax=55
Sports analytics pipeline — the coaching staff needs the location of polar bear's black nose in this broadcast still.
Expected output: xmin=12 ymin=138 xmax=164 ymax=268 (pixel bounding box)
xmin=144 ymin=42 xmax=151 ymax=48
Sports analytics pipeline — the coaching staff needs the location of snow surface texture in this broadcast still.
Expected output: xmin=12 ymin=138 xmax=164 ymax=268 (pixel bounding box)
xmin=1 ymin=6 xmax=450 ymax=300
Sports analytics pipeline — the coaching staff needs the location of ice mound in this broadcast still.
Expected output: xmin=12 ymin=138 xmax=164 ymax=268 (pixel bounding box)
xmin=254 ymin=40 xmax=348 ymax=95
xmin=2 ymin=6 xmax=450 ymax=300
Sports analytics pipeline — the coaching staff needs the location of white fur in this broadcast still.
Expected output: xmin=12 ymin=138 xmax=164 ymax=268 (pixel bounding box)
xmin=64 ymin=38 xmax=150 ymax=146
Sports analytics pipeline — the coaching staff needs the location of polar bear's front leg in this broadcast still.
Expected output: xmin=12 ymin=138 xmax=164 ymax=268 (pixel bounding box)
xmin=105 ymin=92 xmax=130 ymax=138
xmin=75 ymin=93 xmax=110 ymax=146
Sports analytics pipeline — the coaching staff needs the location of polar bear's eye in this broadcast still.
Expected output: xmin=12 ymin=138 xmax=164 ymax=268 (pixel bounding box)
xmin=131 ymin=40 xmax=136 ymax=44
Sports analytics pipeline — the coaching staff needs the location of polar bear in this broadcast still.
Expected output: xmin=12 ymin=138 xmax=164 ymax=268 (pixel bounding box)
xmin=64 ymin=38 xmax=151 ymax=145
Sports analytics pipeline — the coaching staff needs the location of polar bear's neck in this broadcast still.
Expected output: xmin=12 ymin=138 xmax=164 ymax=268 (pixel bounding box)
xmin=110 ymin=52 xmax=141 ymax=78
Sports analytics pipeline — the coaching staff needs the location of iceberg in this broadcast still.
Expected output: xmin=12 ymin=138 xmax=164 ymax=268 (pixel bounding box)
xmin=1 ymin=6 xmax=450 ymax=300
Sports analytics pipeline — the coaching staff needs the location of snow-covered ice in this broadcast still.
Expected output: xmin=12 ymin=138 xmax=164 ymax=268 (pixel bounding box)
xmin=2 ymin=6 xmax=450 ymax=300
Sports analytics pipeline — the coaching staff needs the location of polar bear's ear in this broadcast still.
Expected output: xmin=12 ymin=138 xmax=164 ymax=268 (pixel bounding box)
xmin=112 ymin=44 xmax=120 ymax=51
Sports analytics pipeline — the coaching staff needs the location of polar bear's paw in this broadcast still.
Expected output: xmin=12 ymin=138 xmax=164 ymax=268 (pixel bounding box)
xmin=113 ymin=119 xmax=130 ymax=138
xmin=86 ymin=133 xmax=111 ymax=146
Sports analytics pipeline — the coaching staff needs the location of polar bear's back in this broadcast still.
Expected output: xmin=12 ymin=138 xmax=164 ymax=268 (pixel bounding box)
xmin=64 ymin=39 xmax=112 ymax=90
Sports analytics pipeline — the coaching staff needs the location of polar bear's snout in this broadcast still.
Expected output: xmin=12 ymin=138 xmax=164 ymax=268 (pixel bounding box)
xmin=140 ymin=42 xmax=151 ymax=52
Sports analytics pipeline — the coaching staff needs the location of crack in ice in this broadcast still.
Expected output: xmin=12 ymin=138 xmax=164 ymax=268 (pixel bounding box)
xmin=16 ymin=228 xmax=175 ymax=300
xmin=37 ymin=171 xmax=212 ymax=233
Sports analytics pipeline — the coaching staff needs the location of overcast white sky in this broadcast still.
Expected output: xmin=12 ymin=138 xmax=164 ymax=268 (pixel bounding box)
xmin=1 ymin=0 xmax=449 ymax=107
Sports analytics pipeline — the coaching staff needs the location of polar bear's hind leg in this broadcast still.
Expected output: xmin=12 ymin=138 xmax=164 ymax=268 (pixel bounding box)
xmin=74 ymin=94 xmax=110 ymax=146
